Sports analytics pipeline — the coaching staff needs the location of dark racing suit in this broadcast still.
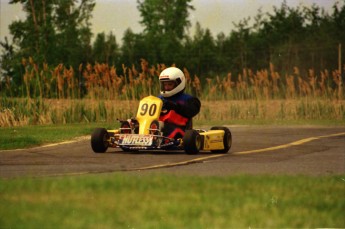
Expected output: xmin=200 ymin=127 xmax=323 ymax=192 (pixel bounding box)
xmin=158 ymin=92 xmax=201 ymax=139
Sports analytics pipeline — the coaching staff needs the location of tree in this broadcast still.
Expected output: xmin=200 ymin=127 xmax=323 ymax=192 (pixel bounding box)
xmin=53 ymin=0 xmax=95 ymax=67
xmin=0 ymin=37 xmax=16 ymax=94
xmin=183 ymin=22 xmax=216 ymax=75
xmin=259 ymin=1 xmax=306 ymax=72
xmin=137 ymin=0 xmax=194 ymax=39
xmin=1 ymin=0 xmax=95 ymax=87
xmin=92 ymin=32 xmax=120 ymax=65
xmin=120 ymin=28 xmax=146 ymax=67
xmin=136 ymin=0 xmax=194 ymax=64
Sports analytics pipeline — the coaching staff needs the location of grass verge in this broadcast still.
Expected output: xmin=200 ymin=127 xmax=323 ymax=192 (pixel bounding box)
xmin=0 ymin=123 xmax=116 ymax=150
xmin=0 ymin=174 xmax=344 ymax=228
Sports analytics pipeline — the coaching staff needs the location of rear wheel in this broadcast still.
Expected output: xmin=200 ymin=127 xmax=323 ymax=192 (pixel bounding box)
xmin=210 ymin=126 xmax=232 ymax=153
xmin=91 ymin=128 xmax=109 ymax=153
xmin=183 ymin=130 xmax=202 ymax=154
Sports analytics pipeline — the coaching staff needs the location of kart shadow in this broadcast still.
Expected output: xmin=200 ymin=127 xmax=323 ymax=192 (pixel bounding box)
xmin=113 ymin=150 xmax=216 ymax=156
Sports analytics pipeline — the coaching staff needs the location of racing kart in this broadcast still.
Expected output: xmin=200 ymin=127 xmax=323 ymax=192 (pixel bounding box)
xmin=91 ymin=95 xmax=232 ymax=154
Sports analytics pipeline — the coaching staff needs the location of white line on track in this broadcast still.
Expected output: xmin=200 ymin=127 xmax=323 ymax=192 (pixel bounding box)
xmin=0 ymin=136 xmax=90 ymax=152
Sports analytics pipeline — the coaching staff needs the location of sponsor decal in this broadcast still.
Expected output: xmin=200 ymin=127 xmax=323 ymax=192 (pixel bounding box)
xmin=208 ymin=135 xmax=223 ymax=144
xmin=120 ymin=134 xmax=153 ymax=146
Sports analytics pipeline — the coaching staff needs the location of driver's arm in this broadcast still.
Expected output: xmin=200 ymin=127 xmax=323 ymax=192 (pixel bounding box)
xmin=174 ymin=97 xmax=201 ymax=118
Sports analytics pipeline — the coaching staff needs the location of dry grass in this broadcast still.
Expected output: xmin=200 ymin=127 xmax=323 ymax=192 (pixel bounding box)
xmin=1 ymin=98 xmax=344 ymax=127
xmin=0 ymin=59 xmax=344 ymax=126
xmin=13 ymin=58 xmax=345 ymax=100
xmin=199 ymin=99 xmax=344 ymax=121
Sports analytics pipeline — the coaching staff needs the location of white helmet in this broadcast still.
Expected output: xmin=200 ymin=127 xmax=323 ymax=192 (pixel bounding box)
xmin=159 ymin=67 xmax=186 ymax=97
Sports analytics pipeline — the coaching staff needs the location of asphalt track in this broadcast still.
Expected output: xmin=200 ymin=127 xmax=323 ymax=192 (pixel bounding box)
xmin=1 ymin=126 xmax=344 ymax=178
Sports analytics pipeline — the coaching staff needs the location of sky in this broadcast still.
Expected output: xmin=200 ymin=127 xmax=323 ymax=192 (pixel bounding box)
xmin=0 ymin=0 xmax=339 ymax=44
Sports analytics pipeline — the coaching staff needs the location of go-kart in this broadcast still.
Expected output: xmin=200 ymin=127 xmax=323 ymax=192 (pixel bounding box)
xmin=91 ymin=95 xmax=232 ymax=154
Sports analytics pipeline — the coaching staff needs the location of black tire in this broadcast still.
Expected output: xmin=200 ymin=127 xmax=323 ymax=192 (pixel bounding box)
xmin=183 ymin=129 xmax=202 ymax=154
xmin=91 ymin=128 xmax=109 ymax=153
xmin=210 ymin=126 xmax=232 ymax=154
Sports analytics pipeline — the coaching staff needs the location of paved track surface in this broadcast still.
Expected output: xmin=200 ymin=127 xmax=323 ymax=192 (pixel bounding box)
xmin=1 ymin=126 xmax=344 ymax=178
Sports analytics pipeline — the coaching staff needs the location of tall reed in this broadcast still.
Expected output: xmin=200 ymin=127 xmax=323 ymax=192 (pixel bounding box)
xmin=0 ymin=59 xmax=344 ymax=127
xmin=7 ymin=58 xmax=344 ymax=101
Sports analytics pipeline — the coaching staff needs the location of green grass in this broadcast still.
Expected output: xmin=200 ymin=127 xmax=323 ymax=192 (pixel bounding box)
xmin=1 ymin=123 xmax=344 ymax=228
xmin=0 ymin=123 xmax=117 ymax=150
xmin=0 ymin=174 xmax=344 ymax=228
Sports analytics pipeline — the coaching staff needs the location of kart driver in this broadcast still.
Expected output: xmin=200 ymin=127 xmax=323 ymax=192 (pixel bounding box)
xmin=158 ymin=67 xmax=201 ymax=139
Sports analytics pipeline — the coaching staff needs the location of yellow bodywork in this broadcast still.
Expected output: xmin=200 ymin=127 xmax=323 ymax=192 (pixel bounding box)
xmin=200 ymin=130 xmax=225 ymax=150
xmin=136 ymin=95 xmax=163 ymax=135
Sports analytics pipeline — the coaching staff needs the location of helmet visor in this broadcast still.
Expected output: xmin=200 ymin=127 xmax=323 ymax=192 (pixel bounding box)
xmin=160 ymin=80 xmax=177 ymax=92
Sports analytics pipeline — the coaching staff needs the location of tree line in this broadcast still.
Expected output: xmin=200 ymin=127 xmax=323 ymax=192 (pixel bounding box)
xmin=0 ymin=0 xmax=344 ymax=95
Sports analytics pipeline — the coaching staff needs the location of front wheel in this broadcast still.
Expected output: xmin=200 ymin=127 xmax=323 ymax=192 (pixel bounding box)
xmin=210 ymin=126 xmax=232 ymax=154
xmin=91 ymin=128 xmax=109 ymax=153
xmin=183 ymin=130 xmax=202 ymax=154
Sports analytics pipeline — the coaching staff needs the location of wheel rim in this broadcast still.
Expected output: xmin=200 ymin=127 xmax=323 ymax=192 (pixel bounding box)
xmin=150 ymin=122 xmax=159 ymax=135
xmin=102 ymin=133 xmax=109 ymax=147
xmin=195 ymin=135 xmax=201 ymax=149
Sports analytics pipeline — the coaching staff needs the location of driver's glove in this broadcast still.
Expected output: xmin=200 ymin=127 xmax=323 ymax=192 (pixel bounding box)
xmin=162 ymin=100 xmax=177 ymax=111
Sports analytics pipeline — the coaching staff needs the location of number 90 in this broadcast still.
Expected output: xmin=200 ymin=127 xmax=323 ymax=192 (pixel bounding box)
xmin=140 ymin=103 xmax=157 ymax=116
